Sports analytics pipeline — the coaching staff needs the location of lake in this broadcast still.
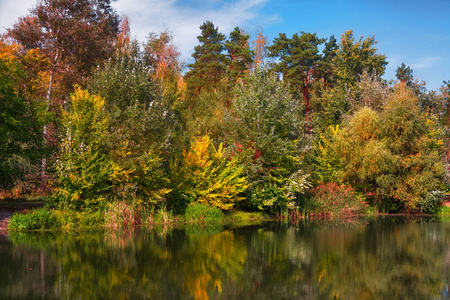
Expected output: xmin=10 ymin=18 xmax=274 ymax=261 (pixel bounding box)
xmin=1 ymin=216 xmax=450 ymax=299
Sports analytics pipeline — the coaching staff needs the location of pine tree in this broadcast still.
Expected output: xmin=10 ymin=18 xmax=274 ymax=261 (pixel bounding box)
xmin=185 ymin=21 xmax=227 ymax=99
xmin=225 ymin=27 xmax=254 ymax=85
xmin=268 ymin=32 xmax=326 ymax=129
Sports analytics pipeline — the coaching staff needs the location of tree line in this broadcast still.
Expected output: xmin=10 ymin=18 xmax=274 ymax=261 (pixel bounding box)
xmin=2 ymin=0 xmax=450 ymax=221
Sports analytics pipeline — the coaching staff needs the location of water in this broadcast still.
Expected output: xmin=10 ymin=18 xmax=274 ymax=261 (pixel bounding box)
xmin=1 ymin=216 xmax=450 ymax=299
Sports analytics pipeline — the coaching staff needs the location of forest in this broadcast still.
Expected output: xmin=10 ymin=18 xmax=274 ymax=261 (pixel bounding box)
xmin=1 ymin=0 xmax=450 ymax=229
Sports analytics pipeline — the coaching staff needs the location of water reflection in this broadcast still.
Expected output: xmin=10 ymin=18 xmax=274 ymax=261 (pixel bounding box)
xmin=1 ymin=217 xmax=450 ymax=299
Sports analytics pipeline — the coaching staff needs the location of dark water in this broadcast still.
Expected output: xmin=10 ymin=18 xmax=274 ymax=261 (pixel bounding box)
xmin=2 ymin=216 xmax=450 ymax=299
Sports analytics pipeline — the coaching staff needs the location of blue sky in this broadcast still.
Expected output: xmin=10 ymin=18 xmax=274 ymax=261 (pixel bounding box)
xmin=1 ymin=0 xmax=448 ymax=91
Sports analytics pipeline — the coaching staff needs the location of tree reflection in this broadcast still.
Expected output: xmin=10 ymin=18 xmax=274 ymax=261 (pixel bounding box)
xmin=2 ymin=218 xmax=450 ymax=299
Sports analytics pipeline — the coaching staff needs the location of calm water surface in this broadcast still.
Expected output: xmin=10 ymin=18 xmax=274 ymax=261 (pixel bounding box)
xmin=2 ymin=216 xmax=450 ymax=299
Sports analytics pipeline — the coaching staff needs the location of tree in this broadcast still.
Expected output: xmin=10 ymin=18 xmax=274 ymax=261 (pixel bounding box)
xmin=172 ymin=135 xmax=248 ymax=211
xmin=89 ymin=43 xmax=174 ymax=204
xmin=52 ymin=88 xmax=113 ymax=210
xmin=8 ymin=0 xmax=120 ymax=105
xmin=145 ymin=30 xmax=184 ymax=106
xmin=8 ymin=0 xmax=120 ymax=190
xmin=226 ymin=68 xmax=309 ymax=213
xmin=396 ymin=62 xmax=414 ymax=86
xmin=268 ymin=32 xmax=326 ymax=130
xmin=251 ymin=26 xmax=268 ymax=69
xmin=0 ymin=41 xmax=46 ymax=192
xmin=321 ymin=35 xmax=339 ymax=89
xmin=334 ymin=29 xmax=387 ymax=86
xmin=185 ymin=21 xmax=227 ymax=98
xmin=225 ymin=27 xmax=254 ymax=85
xmin=335 ymin=85 xmax=444 ymax=212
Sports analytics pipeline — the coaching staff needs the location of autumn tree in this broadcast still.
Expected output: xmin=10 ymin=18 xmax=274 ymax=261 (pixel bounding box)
xmin=251 ymin=26 xmax=268 ymax=69
xmin=335 ymin=85 xmax=443 ymax=212
xmin=0 ymin=40 xmax=48 ymax=192
xmin=145 ymin=30 xmax=184 ymax=105
xmin=8 ymin=0 xmax=121 ymax=104
xmin=89 ymin=42 xmax=174 ymax=204
xmin=334 ymin=29 xmax=387 ymax=86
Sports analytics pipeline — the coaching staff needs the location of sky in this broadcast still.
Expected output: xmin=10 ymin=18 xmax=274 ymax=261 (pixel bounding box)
xmin=1 ymin=0 xmax=449 ymax=91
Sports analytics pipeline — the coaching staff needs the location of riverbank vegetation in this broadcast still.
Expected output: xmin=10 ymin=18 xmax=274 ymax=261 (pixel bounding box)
xmin=2 ymin=0 xmax=450 ymax=230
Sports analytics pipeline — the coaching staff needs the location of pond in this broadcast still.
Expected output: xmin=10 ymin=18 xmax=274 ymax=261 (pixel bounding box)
xmin=1 ymin=216 xmax=450 ymax=299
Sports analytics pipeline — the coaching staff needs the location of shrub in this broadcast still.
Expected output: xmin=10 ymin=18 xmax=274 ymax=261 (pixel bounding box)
xmin=184 ymin=203 xmax=224 ymax=223
xmin=9 ymin=208 xmax=60 ymax=231
xmin=309 ymin=182 xmax=366 ymax=217
xmin=418 ymin=191 xmax=444 ymax=213
xmin=173 ymin=135 xmax=248 ymax=211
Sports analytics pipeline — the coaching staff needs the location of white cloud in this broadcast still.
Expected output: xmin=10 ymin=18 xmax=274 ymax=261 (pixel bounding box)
xmin=112 ymin=0 xmax=272 ymax=64
xmin=410 ymin=56 xmax=441 ymax=70
xmin=0 ymin=0 xmax=35 ymax=32
xmin=1 ymin=0 xmax=272 ymax=66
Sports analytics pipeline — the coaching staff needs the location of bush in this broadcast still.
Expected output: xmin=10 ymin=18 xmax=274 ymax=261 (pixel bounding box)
xmin=308 ymin=182 xmax=366 ymax=217
xmin=418 ymin=191 xmax=444 ymax=213
xmin=9 ymin=208 xmax=60 ymax=231
xmin=184 ymin=203 xmax=224 ymax=223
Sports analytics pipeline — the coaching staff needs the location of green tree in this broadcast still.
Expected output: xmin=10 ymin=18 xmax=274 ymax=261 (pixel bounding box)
xmin=89 ymin=43 xmax=174 ymax=204
xmin=185 ymin=21 xmax=227 ymax=99
xmin=268 ymin=32 xmax=326 ymax=127
xmin=0 ymin=58 xmax=43 ymax=189
xmin=396 ymin=62 xmax=414 ymax=86
xmin=225 ymin=27 xmax=254 ymax=85
xmin=321 ymin=35 xmax=339 ymax=89
xmin=226 ymin=68 xmax=309 ymax=213
xmin=52 ymin=88 xmax=113 ymax=211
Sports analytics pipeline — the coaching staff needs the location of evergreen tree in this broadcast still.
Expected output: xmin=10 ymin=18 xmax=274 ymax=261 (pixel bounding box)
xmin=396 ymin=62 xmax=414 ymax=86
xmin=185 ymin=21 xmax=227 ymax=99
xmin=268 ymin=32 xmax=326 ymax=129
xmin=225 ymin=27 xmax=254 ymax=85
xmin=322 ymin=35 xmax=339 ymax=89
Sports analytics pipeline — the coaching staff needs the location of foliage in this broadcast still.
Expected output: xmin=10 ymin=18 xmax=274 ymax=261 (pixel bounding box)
xmin=52 ymin=88 xmax=112 ymax=211
xmin=172 ymin=135 xmax=248 ymax=211
xmin=90 ymin=45 xmax=174 ymax=205
xmin=268 ymin=32 xmax=326 ymax=101
xmin=180 ymin=90 xmax=227 ymax=140
xmin=145 ymin=30 xmax=184 ymax=105
xmin=334 ymin=29 xmax=387 ymax=86
xmin=335 ymin=85 xmax=444 ymax=212
xmin=183 ymin=203 xmax=225 ymax=223
xmin=307 ymin=182 xmax=367 ymax=217
xmin=9 ymin=208 xmax=59 ymax=230
xmin=225 ymin=27 xmax=254 ymax=85
xmin=226 ymin=68 xmax=310 ymax=213
xmin=251 ymin=26 xmax=269 ymax=69
xmin=417 ymin=191 xmax=444 ymax=213
xmin=8 ymin=0 xmax=120 ymax=92
xmin=312 ymin=125 xmax=341 ymax=184
xmin=185 ymin=21 xmax=228 ymax=98
xmin=346 ymin=70 xmax=391 ymax=112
